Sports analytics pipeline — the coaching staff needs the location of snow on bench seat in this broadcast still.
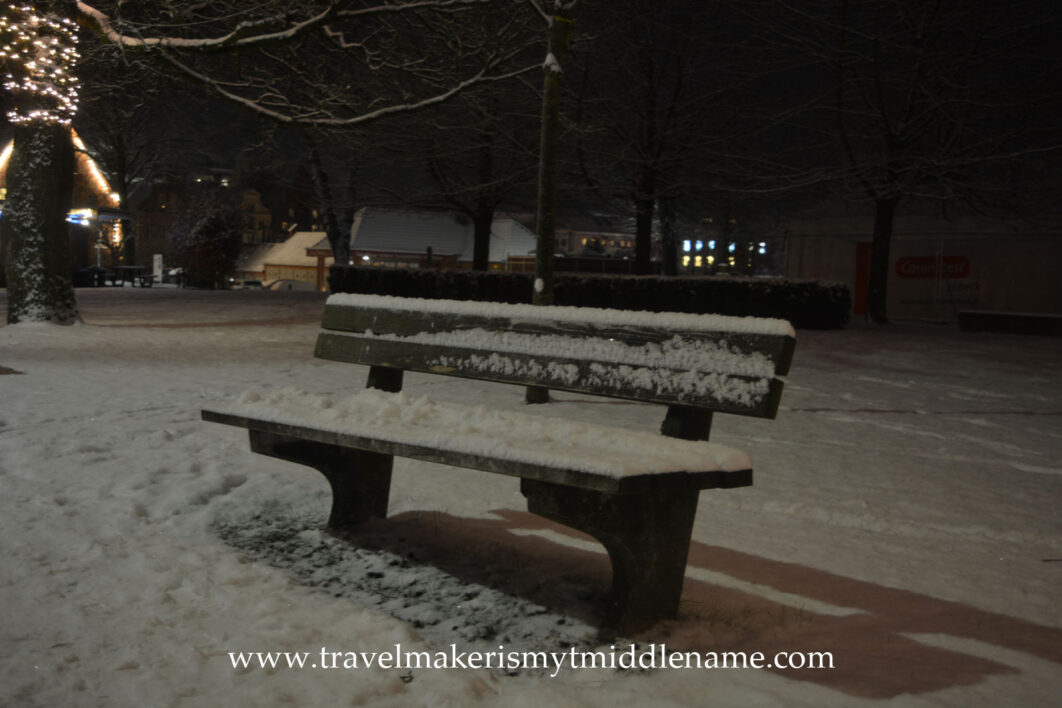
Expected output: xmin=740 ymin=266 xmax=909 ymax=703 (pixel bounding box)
xmin=204 ymin=387 xmax=752 ymax=494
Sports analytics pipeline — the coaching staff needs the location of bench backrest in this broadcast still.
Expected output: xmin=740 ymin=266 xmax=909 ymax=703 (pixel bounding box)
xmin=315 ymin=294 xmax=795 ymax=439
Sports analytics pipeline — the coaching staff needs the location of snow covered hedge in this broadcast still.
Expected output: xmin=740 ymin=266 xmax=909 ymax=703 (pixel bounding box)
xmin=328 ymin=266 xmax=850 ymax=329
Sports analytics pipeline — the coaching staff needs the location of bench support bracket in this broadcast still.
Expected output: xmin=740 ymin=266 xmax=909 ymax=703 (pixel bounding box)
xmin=521 ymin=478 xmax=699 ymax=639
xmin=248 ymin=430 xmax=393 ymax=529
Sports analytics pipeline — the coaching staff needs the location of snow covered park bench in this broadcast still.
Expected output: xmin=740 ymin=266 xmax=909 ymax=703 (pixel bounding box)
xmin=202 ymin=293 xmax=795 ymax=636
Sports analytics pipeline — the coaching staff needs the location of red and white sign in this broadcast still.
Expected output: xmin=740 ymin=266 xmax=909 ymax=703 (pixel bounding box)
xmin=895 ymin=255 xmax=970 ymax=279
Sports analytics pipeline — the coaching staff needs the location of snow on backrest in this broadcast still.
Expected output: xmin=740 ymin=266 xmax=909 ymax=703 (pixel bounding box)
xmin=317 ymin=293 xmax=795 ymax=415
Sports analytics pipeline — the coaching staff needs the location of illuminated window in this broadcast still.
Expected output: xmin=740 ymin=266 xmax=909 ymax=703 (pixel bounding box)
xmin=695 ymin=240 xmax=703 ymax=251
xmin=708 ymin=240 xmax=716 ymax=250
xmin=707 ymin=255 xmax=715 ymax=265
xmin=758 ymin=241 xmax=767 ymax=255
xmin=682 ymin=255 xmax=691 ymax=267
xmin=581 ymin=238 xmax=588 ymax=245
xmin=728 ymin=243 xmax=736 ymax=253
xmin=694 ymin=256 xmax=702 ymax=268
xmin=683 ymin=240 xmax=692 ymax=252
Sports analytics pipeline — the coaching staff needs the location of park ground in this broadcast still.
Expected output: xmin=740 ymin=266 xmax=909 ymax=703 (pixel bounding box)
xmin=1 ymin=286 xmax=1059 ymax=706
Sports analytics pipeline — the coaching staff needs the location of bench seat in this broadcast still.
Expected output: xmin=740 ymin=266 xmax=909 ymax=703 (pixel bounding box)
xmin=203 ymin=387 xmax=752 ymax=494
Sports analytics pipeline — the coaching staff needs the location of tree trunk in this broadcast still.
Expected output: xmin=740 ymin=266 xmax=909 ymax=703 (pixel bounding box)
xmin=658 ymin=196 xmax=678 ymax=276
xmin=469 ymin=137 xmax=496 ymax=271
xmin=4 ymin=123 xmax=78 ymax=324
xmin=472 ymin=203 xmax=493 ymax=272
xmin=633 ymin=166 xmax=656 ymax=275
xmin=633 ymin=196 xmax=654 ymax=275
xmin=308 ymin=142 xmax=349 ymax=267
xmin=867 ymin=196 xmax=899 ymax=324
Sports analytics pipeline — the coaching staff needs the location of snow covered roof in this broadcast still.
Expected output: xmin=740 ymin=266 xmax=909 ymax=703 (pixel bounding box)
xmin=349 ymin=208 xmax=538 ymax=263
xmin=236 ymin=231 xmax=331 ymax=272
xmin=350 ymin=208 xmax=469 ymax=256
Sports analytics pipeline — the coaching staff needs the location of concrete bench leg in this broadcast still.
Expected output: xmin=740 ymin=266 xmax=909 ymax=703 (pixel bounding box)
xmin=248 ymin=430 xmax=393 ymax=529
xmin=521 ymin=479 xmax=699 ymax=639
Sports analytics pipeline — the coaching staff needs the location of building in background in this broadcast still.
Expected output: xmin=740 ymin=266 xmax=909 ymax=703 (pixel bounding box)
xmin=348 ymin=208 xmax=537 ymax=270
xmin=777 ymin=214 xmax=1062 ymax=321
xmin=0 ymin=130 xmax=130 ymax=281
xmin=235 ymin=231 xmax=332 ymax=290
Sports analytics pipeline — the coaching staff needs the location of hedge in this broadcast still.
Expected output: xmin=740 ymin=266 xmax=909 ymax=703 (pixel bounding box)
xmin=328 ymin=266 xmax=850 ymax=329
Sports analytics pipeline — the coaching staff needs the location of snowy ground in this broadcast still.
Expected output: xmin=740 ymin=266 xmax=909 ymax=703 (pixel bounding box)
xmin=1 ymin=286 xmax=1059 ymax=707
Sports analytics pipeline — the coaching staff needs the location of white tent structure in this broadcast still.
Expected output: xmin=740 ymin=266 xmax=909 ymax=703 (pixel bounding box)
xmin=349 ymin=208 xmax=536 ymax=269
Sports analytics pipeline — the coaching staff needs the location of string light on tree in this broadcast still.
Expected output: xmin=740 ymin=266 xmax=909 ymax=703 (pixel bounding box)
xmin=0 ymin=3 xmax=80 ymax=124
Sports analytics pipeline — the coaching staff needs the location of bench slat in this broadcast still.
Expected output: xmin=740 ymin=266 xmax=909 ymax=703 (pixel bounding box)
xmin=202 ymin=408 xmax=752 ymax=495
xmin=315 ymin=332 xmax=784 ymax=418
xmin=322 ymin=304 xmax=796 ymax=376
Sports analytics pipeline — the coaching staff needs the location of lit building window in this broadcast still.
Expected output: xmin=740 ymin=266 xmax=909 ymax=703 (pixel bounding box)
xmin=707 ymin=255 xmax=715 ymax=265
xmin=728 ymin=243 xmax=736 ymax=253
xmin=758 ymin=242 xmax=767 ymax=255
xmin=708 ymin=240 xmax=716 ymax=250
xmin=695 ymin=240 xmax=703 ymax=251
xmin=694 ymin=256 xmax=702 ymax=268
xmin=683 ymin=240 xmax=692 ymax=252
xmin=682 ymin=255 xmax=691 ymax=267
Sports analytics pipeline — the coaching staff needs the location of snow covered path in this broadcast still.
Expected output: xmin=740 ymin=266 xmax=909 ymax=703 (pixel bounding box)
xmin=1 ymin=287 xmax=1059 ymax=706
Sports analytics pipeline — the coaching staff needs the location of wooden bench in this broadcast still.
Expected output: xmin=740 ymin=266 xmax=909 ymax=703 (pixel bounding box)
xmin=202 ymin=293 xmax=796 ymax=636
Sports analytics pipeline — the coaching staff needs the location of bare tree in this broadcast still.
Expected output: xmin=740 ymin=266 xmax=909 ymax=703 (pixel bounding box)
xmin=168 ymin=189 xmax=243 ymax=289
xmin=736 ymin=0 xmax=1062 ymax=322
xmin=569 ymin=0 xmax=746 ymax=275
xmin=417 ymin=81 xmax=539 ymax=270
xmin=73 ymin=43 xmax=227 ymax=265
xmin=77 ymin=1 xmax=540 ymax=126
xmin=3 ymin=1 xmax=546 ymax=322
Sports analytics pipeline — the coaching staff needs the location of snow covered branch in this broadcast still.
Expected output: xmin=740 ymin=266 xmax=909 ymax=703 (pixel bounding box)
xmin=74 ymin=1 xmax=542 ymax=128
xmin=76 ymin=2 xmax=339 ymax=50
xmin=157 ymin=52 xmax=538 ymax=127
xmin=76 ymin=1 xmax=500 ymax=51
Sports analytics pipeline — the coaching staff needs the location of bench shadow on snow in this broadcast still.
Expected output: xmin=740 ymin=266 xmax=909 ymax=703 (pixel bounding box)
xmin=214 ymin=502 xmax=1062 ymax=698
